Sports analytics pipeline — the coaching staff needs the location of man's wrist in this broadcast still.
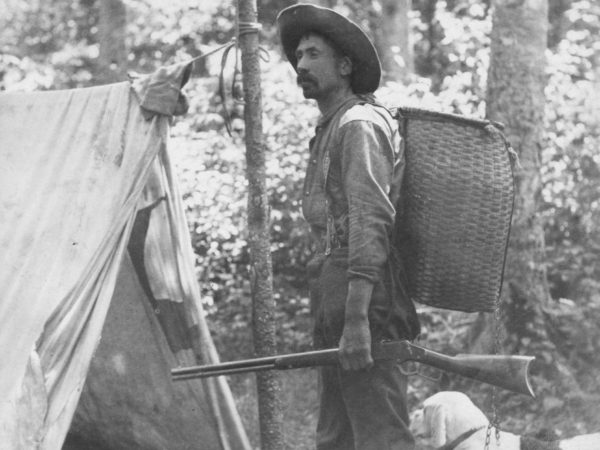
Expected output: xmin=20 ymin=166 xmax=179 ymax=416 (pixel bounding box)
xmin=345 ymin=312 xmax=369 ymax=324
xmin=345 ymin=278 xmax=375 ymax=322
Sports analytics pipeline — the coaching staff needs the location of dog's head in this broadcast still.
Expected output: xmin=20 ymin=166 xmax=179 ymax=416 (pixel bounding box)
xmin=410 ymin=391 xmax=489 ymax=448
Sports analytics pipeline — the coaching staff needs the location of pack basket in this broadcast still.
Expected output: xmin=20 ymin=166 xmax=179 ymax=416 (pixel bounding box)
xmin=394 ymin=107 xmax=515 ymax=313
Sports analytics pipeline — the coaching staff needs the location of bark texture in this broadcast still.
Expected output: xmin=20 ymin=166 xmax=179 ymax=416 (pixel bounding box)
xmin=238 ymin=0 xmax=284 ymax=449
xmin=374 ymin=0 xmax=414 ymax=81
xmin=97 ymin=0 xmax=128 ymax=83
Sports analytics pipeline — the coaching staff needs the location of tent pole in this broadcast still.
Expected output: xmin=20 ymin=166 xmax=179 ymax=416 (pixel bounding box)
xmin=237 ymin=0 xmax=285 ymax=449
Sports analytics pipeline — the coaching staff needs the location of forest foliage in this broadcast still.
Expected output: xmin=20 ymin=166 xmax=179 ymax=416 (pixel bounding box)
xmin=2 ymin=0 xmax=600 ymax=440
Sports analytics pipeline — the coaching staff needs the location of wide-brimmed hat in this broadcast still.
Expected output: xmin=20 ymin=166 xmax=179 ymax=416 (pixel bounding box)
xmin=277 ymin=3 xmax=381 ymax=94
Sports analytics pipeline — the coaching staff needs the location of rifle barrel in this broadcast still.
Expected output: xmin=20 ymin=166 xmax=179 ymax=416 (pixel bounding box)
xmin=171 ymin=348 xmax=340 ymax=379
xmin=172 ymin=355 xmax=278 ymax=378
xmin=173 ymin=363 xmax=277 ymax=381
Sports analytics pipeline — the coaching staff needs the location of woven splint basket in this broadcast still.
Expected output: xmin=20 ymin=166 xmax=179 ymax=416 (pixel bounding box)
xmin=394 ymin=107 xmax=514 ymax=313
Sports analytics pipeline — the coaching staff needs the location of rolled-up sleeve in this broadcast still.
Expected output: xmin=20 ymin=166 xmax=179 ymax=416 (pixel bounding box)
xmin=340 ymin=119 xmax=396 ymax=283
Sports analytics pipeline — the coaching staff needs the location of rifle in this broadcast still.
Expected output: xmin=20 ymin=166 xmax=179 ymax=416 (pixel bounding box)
xmin=171 ymin=340 xmax=535 ymax=397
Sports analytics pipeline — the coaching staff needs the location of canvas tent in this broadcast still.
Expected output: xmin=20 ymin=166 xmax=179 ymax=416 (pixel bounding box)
xmin=0 ymin=62 xmax=251 ymax=450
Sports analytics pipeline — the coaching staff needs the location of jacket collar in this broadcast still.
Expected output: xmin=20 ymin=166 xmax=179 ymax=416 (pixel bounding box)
xmin=317 ymin=95 xmax=361 ymax=128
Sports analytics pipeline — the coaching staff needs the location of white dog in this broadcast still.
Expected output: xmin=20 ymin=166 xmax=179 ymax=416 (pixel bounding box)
xmin=410 ymin=391 xmax=600 ymax=450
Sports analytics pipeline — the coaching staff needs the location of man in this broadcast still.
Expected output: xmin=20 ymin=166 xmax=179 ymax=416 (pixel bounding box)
xmin=277 ymin=4 xmax=421 ymax=450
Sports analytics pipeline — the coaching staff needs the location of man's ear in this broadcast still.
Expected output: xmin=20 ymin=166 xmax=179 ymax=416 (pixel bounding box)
xmin=339 ymin=56 xmax=353 ymax=77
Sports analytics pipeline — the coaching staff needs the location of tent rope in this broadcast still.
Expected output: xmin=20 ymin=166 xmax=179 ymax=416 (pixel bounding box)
xmin=189 ymin=39 xmax=237 ymax=64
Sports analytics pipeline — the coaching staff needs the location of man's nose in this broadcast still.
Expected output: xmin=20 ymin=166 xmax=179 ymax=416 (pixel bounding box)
xmin=296 ymin=55 xmax=308 ymax=72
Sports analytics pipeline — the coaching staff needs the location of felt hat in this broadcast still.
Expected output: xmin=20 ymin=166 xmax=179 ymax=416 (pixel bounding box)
xmin=277 ymin=3 xmax=381 ymax=94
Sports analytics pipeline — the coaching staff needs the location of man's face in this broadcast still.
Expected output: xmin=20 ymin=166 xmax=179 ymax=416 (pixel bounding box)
xmin=295 ymin=33 xmax=350 ymax=100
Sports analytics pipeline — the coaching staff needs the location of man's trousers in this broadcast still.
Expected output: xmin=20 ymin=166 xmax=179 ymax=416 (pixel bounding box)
xmin=308 ymin=249 xmax=415 ymax=450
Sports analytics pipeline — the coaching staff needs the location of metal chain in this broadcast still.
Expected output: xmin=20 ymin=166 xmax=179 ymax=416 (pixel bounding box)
xmin=493 ymin=305 xmax=502 ymax=445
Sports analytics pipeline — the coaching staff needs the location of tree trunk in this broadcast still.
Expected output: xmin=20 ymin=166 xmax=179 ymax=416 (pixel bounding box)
xmin=238 ymin=0 xmax=284 ymax=449
xmin=548 ymin=0 xmax=572 ymax=48
xmin=374 ymin=0 xmax=413 ymax=81
xmin=97 ymin=0 xmax=127 ymax=83
xmin=414 ymin=0 xmax=442 ymax=89
xmin=473 ymin=0 xmax=581 ymax=397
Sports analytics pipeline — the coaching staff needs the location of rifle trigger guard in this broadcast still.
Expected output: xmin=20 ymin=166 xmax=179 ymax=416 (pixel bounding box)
xmin=398 ymin=361 xmax=443 ymax=383
xmin=397 ymin=361 xmax=418 ymax=377
xmin=417 ymin=367 xmax=443 ymax=383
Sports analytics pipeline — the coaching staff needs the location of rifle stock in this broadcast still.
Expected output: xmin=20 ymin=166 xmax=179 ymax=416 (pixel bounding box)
xmin=375 ymin=341 xmax=535 ymax=397
xmin=172 ymin=340 xmax=535 ymax=397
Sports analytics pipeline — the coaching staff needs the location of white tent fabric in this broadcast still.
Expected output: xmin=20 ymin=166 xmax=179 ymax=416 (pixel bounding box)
xmin=0 ymin=65 xmax=250 ymax=450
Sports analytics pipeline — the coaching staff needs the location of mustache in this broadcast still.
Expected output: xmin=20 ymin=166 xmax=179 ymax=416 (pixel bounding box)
xmin=296 ymin=73 xmax=317 ymax=85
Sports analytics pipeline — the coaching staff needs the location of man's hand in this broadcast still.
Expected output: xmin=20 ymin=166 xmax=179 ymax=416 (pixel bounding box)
xmin=339 ymin=318 xmax=373 ymax=371
xmin=339 ymin=278 xmax=375 ymax=371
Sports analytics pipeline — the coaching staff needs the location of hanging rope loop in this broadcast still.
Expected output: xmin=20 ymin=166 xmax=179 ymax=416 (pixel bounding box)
xmin=218 ymin=41 xmax=240 ymax=136
xmin=217 ymin=17 xmax=270 ymax=136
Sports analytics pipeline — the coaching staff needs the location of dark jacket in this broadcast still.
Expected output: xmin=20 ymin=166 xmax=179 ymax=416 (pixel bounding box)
xmin=303 ymin=96 xmax=399 ymax=283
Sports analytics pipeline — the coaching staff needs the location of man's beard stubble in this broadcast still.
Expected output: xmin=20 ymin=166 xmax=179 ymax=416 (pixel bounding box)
xmin=297 ymin=73 xmax=319 ymax=99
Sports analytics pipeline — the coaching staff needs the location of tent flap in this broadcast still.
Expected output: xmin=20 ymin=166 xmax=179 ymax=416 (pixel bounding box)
xmin=132 ymin=60 xmax=194 ymax=119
